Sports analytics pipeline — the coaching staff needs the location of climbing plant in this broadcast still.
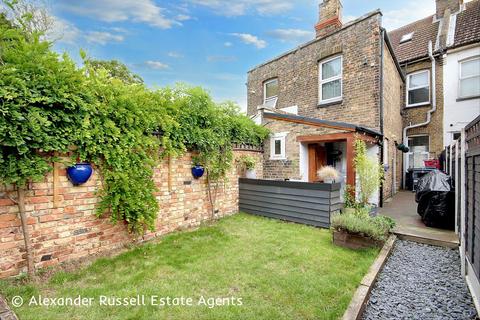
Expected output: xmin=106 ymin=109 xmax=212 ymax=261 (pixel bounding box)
xmin=0 ymin=2 xmax=269 ymax=241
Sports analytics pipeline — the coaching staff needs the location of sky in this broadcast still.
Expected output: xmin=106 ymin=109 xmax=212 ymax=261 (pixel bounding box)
xmin=47 ymin=0 xmax=440 ymax=111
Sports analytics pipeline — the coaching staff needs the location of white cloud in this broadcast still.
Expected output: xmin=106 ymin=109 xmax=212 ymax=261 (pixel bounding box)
xmin=168 ymin=52 xmax=184 ymax=58
xmin=176 ymin=14 xmax=192 ymax=21
xmin=266 ymin=28 xmax=314 ymax=43
xmin=230 ymin=33 xmax=267 ymax=49
xmin=383 ymin=1 xmax=436 ymax=31
xmin=50 ymin=17 xmax=81 ymax=44
xmin=84 ymin=31 xmax=125 ymax=45
xmin=188 ymin=0 xmax=293 ymax=16
xmin=59 ymin=0 xmax=181 ymax=29
xmin=145 ymin=60 xmax=169 ymax=69
xmin=224 ymin=41 xmax=233 ymax=47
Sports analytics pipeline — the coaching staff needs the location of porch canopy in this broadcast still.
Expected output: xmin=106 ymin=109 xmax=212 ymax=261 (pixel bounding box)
xmin=264 ymin=112 xmax=382 ymax=187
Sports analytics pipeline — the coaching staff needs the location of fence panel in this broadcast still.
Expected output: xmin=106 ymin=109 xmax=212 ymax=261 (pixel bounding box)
xmin=466 ymin=116 xmax=480 ymax=280
xmin=239 ymin=178 xmax=341 ymax=228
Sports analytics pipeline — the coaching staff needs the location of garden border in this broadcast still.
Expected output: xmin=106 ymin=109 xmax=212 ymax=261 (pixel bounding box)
xmin=341 ymin=235 xmax=397 ymax=320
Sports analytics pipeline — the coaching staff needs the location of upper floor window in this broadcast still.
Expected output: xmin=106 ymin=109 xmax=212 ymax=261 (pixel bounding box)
xmin=319 ymin=55 xmax=342 ymax=104
xmin=407 ymin=70 xmax=430 ymax=107
xmin=263 ymin=78 xmax=278 ymax=108
xmin=459 ymin=57 xmax=480 ymax=99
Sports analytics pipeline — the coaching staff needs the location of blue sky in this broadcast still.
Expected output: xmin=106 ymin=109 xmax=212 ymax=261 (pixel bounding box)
xmin=50 ymin=0 xmax=438 ymax=111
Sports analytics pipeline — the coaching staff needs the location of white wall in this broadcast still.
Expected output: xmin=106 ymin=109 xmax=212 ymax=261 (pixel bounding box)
xmin=443 ymin=45 xmax=480 ymax=146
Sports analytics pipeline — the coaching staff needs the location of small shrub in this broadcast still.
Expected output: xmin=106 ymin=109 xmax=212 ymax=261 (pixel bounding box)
xmin=331 ymin=213 xmax=395 ymax=242
xmin=237 ymin=155 xmax=256 ymax=170
xmin=317 ymin=166 xmax=339 ymax=182
xmin=354 ymin=139 xmax=384 ymax=206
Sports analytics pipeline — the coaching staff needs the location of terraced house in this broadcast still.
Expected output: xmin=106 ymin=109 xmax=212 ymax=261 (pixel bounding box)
xmin=247 ymin=0 xmax=480 ymax=206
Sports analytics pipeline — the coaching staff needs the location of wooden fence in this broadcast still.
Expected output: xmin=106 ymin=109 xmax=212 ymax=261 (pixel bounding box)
xmin=447 ymin=115 xmax=480 ymax=310
xmin=239 ymin=178 xmax=341 ymax=228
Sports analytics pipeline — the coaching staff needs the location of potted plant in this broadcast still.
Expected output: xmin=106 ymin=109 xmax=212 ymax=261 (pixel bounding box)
xmin=342 ymin=184 xmax=357 ymax=215
xmin=238 ymin=155 xmax=257 ymax=179
xmin=67 ymin=163 xmax=93 ymax=186
xmin=317 ymin=166 xmax=339 ymax=183
xmin=331 ymin=212 xmax=395 ymax=249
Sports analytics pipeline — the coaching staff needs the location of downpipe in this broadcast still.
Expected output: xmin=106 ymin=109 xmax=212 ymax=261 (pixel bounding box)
xmin=402 ymin=41 xmax=437 ymax=189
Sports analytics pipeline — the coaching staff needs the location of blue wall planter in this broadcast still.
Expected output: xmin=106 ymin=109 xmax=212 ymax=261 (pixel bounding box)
xmin=67 ymin=163 xmax=93 ymax=186
xmin=191 ymin=165 xmax=205 ymax=179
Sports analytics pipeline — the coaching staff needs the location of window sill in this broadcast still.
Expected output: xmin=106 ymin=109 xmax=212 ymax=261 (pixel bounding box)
xmin=405 ymin=102 xmax=430 ymax=108
xmin=318 ymin=100 xmax=343 ymax=108
xmin=457 ymin=95 xmax=480 ymax=102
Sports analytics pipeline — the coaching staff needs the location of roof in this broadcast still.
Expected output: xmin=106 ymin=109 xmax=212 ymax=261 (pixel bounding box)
xmin=263 ymin=111 xmax=382 ymax=137
xmin=453 ymin=0 xmax=480 ymax=48
xmin=388 ymin=15 xmax=439 ymax=64
xmin=248 ymin=10 xmax=382 ymax=73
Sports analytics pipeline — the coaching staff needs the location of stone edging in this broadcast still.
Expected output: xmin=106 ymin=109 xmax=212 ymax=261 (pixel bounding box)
xmin=341 ymin=235 xmax=397 ymax=320
xmin=0 ymin=296 xmax=18 ymax=320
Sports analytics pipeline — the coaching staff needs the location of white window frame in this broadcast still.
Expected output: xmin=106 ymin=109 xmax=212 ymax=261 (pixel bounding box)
xmin=458 ymin=56 xmax=480 ymax=99
xmin=319 ymin=55 xmax=343 ymax=104
xmin=263 ymin=78 xmax=278 ymax=107
xmin=270 ymin=132 xmax=288 ymax=160
xmin=406 ymin=70 xmax=431 ymax=107
xmin=407 ymin=135 xmax=430 ymax=169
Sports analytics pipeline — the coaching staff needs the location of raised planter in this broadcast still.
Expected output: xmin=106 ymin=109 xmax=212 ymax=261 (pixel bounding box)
xmin=333 ymin=230 xmax=384 ymax=250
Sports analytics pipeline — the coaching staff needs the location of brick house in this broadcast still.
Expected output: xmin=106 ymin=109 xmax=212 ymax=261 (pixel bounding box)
xmin=247 ymin=0 xmax=479 ymax=205
xmin=389 ymin=0 xmax=480 ymax=185
xmin=247 ymin=0 xmax=404 ymax=205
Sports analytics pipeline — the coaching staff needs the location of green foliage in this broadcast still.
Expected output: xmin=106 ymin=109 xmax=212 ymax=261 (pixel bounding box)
xmin=237 ymin=155 xmax=257 ymax=170
xmin=0 ymin=9 xmax=269 ymax=234
xmin=87 ymin=59 xmax=144 ymax=85
xmin=354 ymin=139 xmax=384 ymax=206
xmin=343 ymin=185 xmax=357 ymax=209
xmin=331 ymin=213 xmax=395 ymax=242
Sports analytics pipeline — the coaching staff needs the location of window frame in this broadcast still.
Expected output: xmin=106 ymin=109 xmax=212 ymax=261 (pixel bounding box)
xmin=263 ymin=78 xmax=279 ymax=107
xmin=407 ymin=135 xmax=430 ymax=169
xmin=406 ymin=69 xmax=431 ymax=107
xmin=318 ymin=55 xmax=343 ymax=104
xmin=270 ymin=132 xmax=288 ymax=160
xmin=458 ymin=56 xmax=480 ymax=99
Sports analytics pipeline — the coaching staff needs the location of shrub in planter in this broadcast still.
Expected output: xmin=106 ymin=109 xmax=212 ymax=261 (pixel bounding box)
xmin=238 ymin=155 xmax=257 ymax=179
xmin=354 ymin=139 xmax=384 ymax=207
xmin=317 ymin=166 xmax=339 ymax=183
xmin=331 ymin=213 xmax=395 ymax=249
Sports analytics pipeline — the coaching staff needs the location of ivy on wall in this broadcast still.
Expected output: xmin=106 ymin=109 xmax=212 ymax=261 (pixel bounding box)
xmin=0 ymin=5 xmax=269 ymax=237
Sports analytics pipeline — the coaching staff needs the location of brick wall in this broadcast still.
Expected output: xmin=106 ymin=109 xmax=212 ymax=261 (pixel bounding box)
xmin=402 ymin=58 xmax=445 ymax=158
xmin=247 ymin=12 xmax=382 ymax=131
xmin=0 ymin=150 xmax=262 ymax=278
xmin=382 ymin=44 xmax=404 ymax=200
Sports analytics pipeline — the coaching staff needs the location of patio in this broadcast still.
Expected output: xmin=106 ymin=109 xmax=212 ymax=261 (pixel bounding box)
xmin=380 ymin=191 xmax=459 ymax=247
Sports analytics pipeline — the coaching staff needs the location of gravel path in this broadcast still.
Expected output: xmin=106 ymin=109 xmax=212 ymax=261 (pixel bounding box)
xmin=363 ymin=240 xmax=478 ymax=320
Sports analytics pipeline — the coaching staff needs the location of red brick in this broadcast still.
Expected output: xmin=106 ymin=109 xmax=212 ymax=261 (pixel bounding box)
xmin=0 ymin=214 xmax=17 ymax=222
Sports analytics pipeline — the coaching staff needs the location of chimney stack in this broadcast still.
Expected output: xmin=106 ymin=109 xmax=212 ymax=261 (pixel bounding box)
xmin=435 ymin=0 xmax=463 ymax=18
xmin=315 ymin=0 xmax=343 ymax=39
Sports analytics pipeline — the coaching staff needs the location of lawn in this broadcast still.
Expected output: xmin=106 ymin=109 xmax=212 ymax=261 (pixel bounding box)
xmin=1 ymin=213 xmax=379 ymax=320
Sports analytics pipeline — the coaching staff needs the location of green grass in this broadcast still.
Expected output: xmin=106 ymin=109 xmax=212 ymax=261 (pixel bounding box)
xmin=1 ymin=213 xmax=379 ymax=320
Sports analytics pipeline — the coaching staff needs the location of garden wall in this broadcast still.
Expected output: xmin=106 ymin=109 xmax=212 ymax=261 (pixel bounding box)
xmin=0 ymin=150 xmax=263 ymax=278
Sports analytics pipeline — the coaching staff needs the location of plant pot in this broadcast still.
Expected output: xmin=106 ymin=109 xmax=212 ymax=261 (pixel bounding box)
xmin=191 ymin=165 xmax=205 ymax=179
xmin=343 ymin=207 xmax=356 ymax=215
xmin=67 ymin=163 xmax=93 ymax=186
xmin=245 ymin=169 xmax=256 ymax=179
xmin=332 ymin=230 xmax=384 ymax=250
xmin=323 ymin=178 xmax=334 ymax=183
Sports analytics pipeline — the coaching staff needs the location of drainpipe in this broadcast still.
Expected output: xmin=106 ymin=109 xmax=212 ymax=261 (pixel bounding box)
xmin=379 ymin=28 xmax=385 ymax=207
xmin=402 ymin=41 xmax=437 ymax=189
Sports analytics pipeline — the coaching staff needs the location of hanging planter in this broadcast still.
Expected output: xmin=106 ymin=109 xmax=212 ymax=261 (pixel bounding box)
xmin=191 ymin=165 xmax=205 ymax=179
xmin=396 ymin=143 xmax=410 ymax=153
xmin=67 ymin=163 xmax=93 ymax=186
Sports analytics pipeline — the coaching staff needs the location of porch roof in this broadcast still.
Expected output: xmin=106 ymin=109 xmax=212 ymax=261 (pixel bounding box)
xmin=263 ymin=111 xmax=382 ymax=138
